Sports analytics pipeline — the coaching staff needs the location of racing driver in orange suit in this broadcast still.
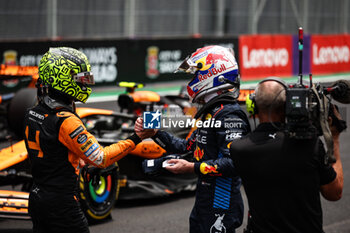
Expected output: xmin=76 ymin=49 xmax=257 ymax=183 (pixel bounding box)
xmin=23 ymin=47 xmax=151 ymax=233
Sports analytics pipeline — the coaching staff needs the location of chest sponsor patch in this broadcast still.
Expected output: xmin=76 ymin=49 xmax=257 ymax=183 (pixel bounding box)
xmin=225 ymin=132 xmax=242 ymax=140
xmin=196 ymin=135 xmax=207 ymax=144
xmin=80 ymin=139 xmax=93 ymax=151
xmin=69 ymin=126 xmax=84 ymax=139
xmin=29 ymin=110 xmax=45 ymax=120
xmin=77 ymin=134 xmax=88 ymax=144
xmin=84 ymin=143 xmax=99 ymax=157
xmin=194 ymin=146 xmax=204 ymax=161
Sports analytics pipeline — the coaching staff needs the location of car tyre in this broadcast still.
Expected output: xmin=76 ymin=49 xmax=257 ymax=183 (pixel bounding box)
xmin=7 ymin=88 xmax=37 ymax=139
xmin=79 ymin=163 xmax=119 ymax=224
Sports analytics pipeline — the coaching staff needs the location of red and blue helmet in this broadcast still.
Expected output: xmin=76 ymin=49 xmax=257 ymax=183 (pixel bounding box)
xmin=177 ymin=45 xmax=239 ymax=103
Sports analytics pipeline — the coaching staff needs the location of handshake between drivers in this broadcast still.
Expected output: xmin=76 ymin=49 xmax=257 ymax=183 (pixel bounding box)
xmin=134 ymin=117 xmax=158 ymax=140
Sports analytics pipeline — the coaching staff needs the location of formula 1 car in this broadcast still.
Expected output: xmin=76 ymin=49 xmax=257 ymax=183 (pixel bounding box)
xmin=0 ymin=64 xmax=39 ymax=139
xmin=0 ymin=76 xmax=197 ymax=222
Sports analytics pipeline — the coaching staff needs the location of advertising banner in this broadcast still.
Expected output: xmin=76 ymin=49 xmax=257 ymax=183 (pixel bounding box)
xmin=0 ymin=38 xmax=238 ymax=86
xmin=0 ymin=40 xmax=119 ymax=86
xmin=311 ymin=34 xmax=350 ymax=75
xmin=239 ymin=35 xmax=293 ymax=80
xmin=137 ymin=38 xmax=239 ymax=84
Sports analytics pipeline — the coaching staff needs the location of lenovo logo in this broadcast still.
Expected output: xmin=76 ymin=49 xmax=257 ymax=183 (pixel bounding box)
xmin=242 ymin=46 xmax=289 ymax=68
xmin=313 ymin=44 xmax=350 ymax=65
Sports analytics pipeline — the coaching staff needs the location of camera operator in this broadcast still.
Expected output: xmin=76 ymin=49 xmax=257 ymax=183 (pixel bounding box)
xmin=229 ymin=78 xmax=344 ymax=233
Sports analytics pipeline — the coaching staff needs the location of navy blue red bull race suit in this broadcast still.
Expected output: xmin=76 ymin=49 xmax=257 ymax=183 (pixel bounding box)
xmin=152 ymin=95 xmax=251 ymax=233
xmin=24 ymin=101 xmax=141 ymax=233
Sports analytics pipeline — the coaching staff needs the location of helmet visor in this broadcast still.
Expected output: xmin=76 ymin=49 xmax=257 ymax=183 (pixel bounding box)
xmin=73 ymin=71 xmax=95 ymax=85
xmin=176 ymin=56 xmax=198 ymax=74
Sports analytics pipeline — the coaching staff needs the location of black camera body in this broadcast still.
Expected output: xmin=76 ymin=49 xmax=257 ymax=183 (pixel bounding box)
xmin=284 ymin=79 xmax=348 ymax=164
xmin=285 ymin=86 xmax=317 ymax=139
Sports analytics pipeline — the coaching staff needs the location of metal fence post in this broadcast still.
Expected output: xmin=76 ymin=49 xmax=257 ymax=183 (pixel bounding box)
xmin=47 ymin=0 xmax=57 ymax=39
xmin=343 ymin=0 xmax=349 ymax=33
xmin=216 ymin=0 xmax=225 ymax=36
xmin=190 ymin=0 xmax=200 ymax=36
xmin=250 ymin=0 xmax=267 ymax=34
xmin=124 ymin=0 xmax=136 ymax=38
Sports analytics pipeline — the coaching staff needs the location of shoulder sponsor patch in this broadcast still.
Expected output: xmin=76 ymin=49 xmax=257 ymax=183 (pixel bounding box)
xmin=84 ymin=143 xmax=99 ymax=157
xmin=80 ymin=139 xmax=93 ymax=151
xmin=56 ymin=112 xmax=75 ymax=118
xmin=69 ymin=126 xmax=84 ymax=139
xmin=77 ymin=134 xmax=88 ymax=144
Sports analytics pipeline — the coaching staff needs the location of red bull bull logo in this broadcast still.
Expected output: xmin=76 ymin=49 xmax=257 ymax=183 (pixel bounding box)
xmin=194 ymin=146 xmax=204 ymax=161
xmin=200 ymin=163 xmax=219 ymax=175
xmin=205 ymin=53 xmax=229 ymax=65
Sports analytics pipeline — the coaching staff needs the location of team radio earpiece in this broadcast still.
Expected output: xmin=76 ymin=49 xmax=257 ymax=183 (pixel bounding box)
xmin=245 ymin=77 xmax=288 ymax=116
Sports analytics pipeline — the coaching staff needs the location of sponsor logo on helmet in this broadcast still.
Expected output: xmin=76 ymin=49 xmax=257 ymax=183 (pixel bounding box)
xmin=198 ymin=64 xmax=227 ymax=81
xmin=205 ymin=53 xmax=229 ymax=65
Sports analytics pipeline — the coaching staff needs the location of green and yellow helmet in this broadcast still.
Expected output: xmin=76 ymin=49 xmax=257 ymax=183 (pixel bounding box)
xmin=38 ymin=47 xmax=94 ymax=103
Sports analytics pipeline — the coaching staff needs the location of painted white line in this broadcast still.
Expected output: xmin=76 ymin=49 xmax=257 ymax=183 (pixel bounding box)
xmin=324 ymin=218 xmax=350 ymax=231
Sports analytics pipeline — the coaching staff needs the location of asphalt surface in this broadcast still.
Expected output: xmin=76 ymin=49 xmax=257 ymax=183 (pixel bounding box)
xmin=1 ymin=94 xmax=350 ymax=232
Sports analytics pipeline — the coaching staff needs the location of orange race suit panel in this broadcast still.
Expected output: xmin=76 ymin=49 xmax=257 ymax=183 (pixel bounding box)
xmin=24 ymin=104 xmax=141 ymax=194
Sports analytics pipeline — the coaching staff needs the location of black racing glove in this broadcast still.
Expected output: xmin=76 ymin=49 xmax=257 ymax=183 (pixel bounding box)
xmin=81 ymin=165 xmax=101 ymax=186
